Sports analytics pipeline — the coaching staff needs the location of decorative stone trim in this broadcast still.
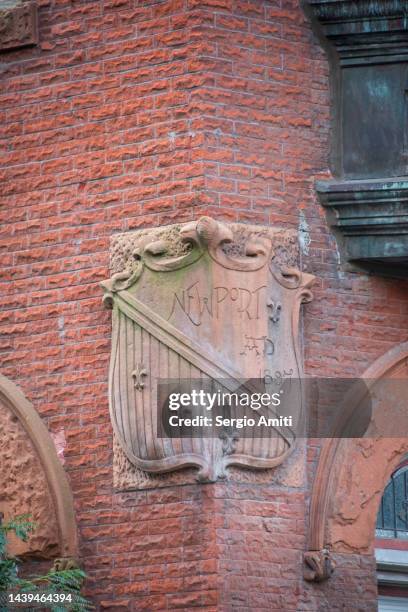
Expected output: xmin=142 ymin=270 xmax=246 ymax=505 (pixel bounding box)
xmin=0 ymin=1 xmax=38 ymax=53
xmin=0 ymin=374 xmax=78 ymax=559
xmin=303 ymin=549 xmax=335 ymax=582
xmin=305 ymin=343 xmax=408 ymax=563
xmin=52 ymin=558 xmax=80 ymax=572
xmin=102 ymin=217 xmax=314 ymax=486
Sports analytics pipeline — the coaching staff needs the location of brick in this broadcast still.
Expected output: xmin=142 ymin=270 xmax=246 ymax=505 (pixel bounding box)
xmin=0 ymin=2 xmax=397 ymax=612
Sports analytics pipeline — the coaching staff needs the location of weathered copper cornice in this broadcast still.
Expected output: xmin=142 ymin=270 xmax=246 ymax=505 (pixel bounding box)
xmin=309 ymin=0 xmax=407 ymax=21
xmin=303 ymin=0 xmax=408 ymax=276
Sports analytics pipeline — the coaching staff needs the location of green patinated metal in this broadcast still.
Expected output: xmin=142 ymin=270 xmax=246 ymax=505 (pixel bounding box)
xmin=310 ymin=1 xmax=408 ymax=21
xmin=303 ymin=0 xmax=408 ymax=277
xmin=316 ymin=179 xmax=408 ymax=276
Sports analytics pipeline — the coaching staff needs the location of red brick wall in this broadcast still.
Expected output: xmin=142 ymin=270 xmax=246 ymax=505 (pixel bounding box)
xmin=1 ymin=0 xmax=408 ymax=610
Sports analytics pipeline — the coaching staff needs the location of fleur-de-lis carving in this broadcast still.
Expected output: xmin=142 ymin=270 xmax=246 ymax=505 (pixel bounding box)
xmin=132 ymin=363 xmax=148 ymax=391
xmin=267 ymin=299 xmax=282 ymax=324
xmin=219 ymin=430 xmax=239 ymax=456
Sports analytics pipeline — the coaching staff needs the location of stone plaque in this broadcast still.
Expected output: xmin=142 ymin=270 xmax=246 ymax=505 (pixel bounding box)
xmin=102 ymin=217 xmax=314 ymax=482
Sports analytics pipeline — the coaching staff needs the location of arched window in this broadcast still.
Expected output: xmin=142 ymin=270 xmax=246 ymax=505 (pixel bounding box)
xmin=376 ymin=462 xmax=408 ymax=539
xmin=376 ymin=461 xmax=408 ymax=610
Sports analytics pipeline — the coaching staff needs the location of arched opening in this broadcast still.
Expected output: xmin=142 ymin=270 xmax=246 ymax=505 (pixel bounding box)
xmin=376 ymin=459 xmax=408 ymax=540
xmin=376 ymin=457 xmax=408 ymax=611
xmin=306 ymin=342 xmax=408 ymax=577
xmin=0 ymin=374 xmax=78 ymax=560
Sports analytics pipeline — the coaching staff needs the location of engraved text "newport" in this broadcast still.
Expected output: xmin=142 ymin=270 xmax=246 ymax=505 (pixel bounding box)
xmin=168 ymin=282 xmax=266 ymax=326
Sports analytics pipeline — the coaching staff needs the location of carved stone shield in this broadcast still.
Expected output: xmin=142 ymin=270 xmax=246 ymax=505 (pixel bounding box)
xmin=101 ymin=217 xmax=314 ymax=482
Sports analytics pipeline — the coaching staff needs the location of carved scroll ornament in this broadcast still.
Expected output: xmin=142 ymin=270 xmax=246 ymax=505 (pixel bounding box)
xmin=303 ymin=550 xmax=335 ymax=582
xmin=101 ymin=217 xmax=314 ymax=483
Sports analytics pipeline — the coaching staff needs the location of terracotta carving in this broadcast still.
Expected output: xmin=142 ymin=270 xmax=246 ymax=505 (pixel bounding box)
xmin=0 ymin=374 xmax=78 ymax=559
xmin=303 ymin=550 xmax=335 ymax=582
xmin=0 ymin=2 xmax=38 ymax=52
xmin=102 ymin=217 xmax=314 ymax=483
xmin=52 ymin=558 xmax=79 ymax=572
xmin=306 ymin=342 xmax=408 ymax=563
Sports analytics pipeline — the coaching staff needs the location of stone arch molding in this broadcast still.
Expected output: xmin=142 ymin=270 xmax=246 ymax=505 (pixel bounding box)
xmin=304 ymin=342 xmax=408 ymax=582
xmin=0 ymin=374 xmax=78 ymax=560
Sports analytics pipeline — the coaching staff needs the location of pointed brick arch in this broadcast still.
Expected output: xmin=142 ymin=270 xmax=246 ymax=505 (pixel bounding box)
xmin=0 ymin=374 xmax=78 ymax=559
xmin=306 ymin=343 xmax=408 ymax=577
